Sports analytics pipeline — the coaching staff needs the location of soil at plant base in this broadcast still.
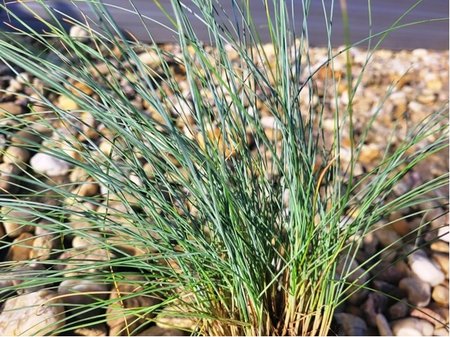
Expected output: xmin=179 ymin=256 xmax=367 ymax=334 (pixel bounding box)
xmin=0 ymin=33 xmax=448 ymax=336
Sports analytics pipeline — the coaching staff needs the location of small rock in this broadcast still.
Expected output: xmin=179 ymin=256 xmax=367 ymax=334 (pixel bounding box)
xmin=433 ymin=327 xmax=450 ymax=336
xmin=0 ymin=102 xmax=23 ymax=116
xmin=374 ymin=227 xmax=402 ymax=249
xmin=2 ymin=146 xmax=30 ymax=166
xmin=373 ymin=280 xmax=404 ymax=299
xmin=410 ymin=307 xmax=445 ymax=327
xmin=376 ymin=260 xmax=410 ymax=284
xmin=432 ymin=253 xmax=448 ymax=276
xmin=0 ymin=290 xmax=65 ymax=335
xmin=389 ymin=212 xmax=413 ymax=237
xmin=74 ymin=323 xmax=107 ymax=336
xmin=57 ymin=248 xmax=114 ymax=276
xmin=72 ymin=233 xmax=101 ymax=248
xmin=155 ymin=303 xmax=197 ymax=331
xmin=70 ymin=81 xmax=94 ymax=97
xmin=359 ymin=143 xmax=381 ymax=164
xmin=138 ymin=50 xmax=162 ymax=69
xmin=376 ymin=313 xmax=393 ymax=336
xmin=138 ymin=326 xmax=186 ymax=336
xmin=0 ymin=163 xmax=20 ymax=193
xmin=430 ymin=240 xmax=449 ymax=253
xmin=70 ymin=24 xmax=90 ymax=42
xmin=336 ymin=257 xmax=370 ymax=304
xmin=30 ymin=152 xmax=72 ymax=177
xmin=0 ymin=135 xmax=5 ymax=151
xmin=7 ymin=232 xmax=35 ymax=261
xmin=69 ymin=166 xmax=90 ymax=182
xmin=71 ymin=179 xmax=99 ymax=197
xmin=56 ymin=95 xmax=79 ymax=110
xmin=388 ymin=299 xmax=410 ymax=320
xmin=58 ymin=278 xmax=109 ymax=306
xmin=399 ymin=277 xmax=431 ymax=307
xmin=428 ymin=303 xmax=449 ymax=324
xmin=10 ymin=128 xmax=43 ymax=146
xmin=437 ymin=226 xmax=449 ymax=243
xmin=333 ymin=312 xmax=368 ymax=336
xmin=363 ymin=292 xmax=388 ymax=327
xmin=1 ymin=206 xmax=35 ymax=237
xmin=432 ymin=285 xmax=449 ymax=306
xmin=10 ymin=263 xmax=46 ymax=294
xmin=408 ymin=250 xmax=445 ymax=286
xmin=391 ymin=317 xmax=434 ymax=336
xmin=106 ymin=275 xmax=161 ymax=336
xmin=29 ymin=231 xmax=59 ymax=261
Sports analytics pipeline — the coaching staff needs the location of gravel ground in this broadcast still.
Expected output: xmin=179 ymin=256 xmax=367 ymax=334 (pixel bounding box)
xmin=0 ymin=32 xmax=448 ymax=336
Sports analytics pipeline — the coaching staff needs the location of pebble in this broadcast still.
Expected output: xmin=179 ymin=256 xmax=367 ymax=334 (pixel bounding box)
xmin=72 ymin=233 xmax=101 ymax=249
xmin=431 ymin=253 xmax=448 ymax=276
xmin=69 ymin=24 xmax=90 ymax=42
xmin=0 ymin=102 xmax=23 ymax=116
xmin=29 ymin=232 xmax=59 ymax=261
xmin=430 ymin=240 xmax=449 ymax=253
xmin=7 ymin=232 xmax=35 ymax=261
xmin=359 ymin=143 xmax=381 ymax=164
xmin=10 ymin=128 xmax=42 ymax=146
xmin=408 ymin=250 xmax=445 ymax=286
xmin=431 ymin=285 xmax=449 ymax=306
xmin=56 ymin=95 xmax=79 ymax=110
xmin=376 ymin=260 xmax=409 ymax=284
xmin=30 ymin=152 xmax=72 ymax=177
xmin=106 ymin=275 xmax=161 ymax=336
xmin=1 ymin=206 xmax=35 ymax=238
xmin=410 ymin=307 xmax=445 ymax=327
xmin=391 ymin=317 xmax=434 ymax=336
xmin=57 ymin=248 xmax=114 ymax=276
xmin=376 ymin=313 xmax=393 ymax=336
xmin=2 ymin=146 xmax=30 ymax=166
xmin=71 ymin=179 xmax=99 ymax=197
xmin=336 ymin=257 xmax=370 ymax=304
xmin=70 ymin=81 xmax=94 ymax=97
xmin=374 ymin=227 xmax=402 ymax=249
xmin=10 ymin=263 xmax=46 ymax=294
xmin=156 ymin=304 xmax=197 ymax=331
xmin=363 ymin=292 xmax=388 ymax=327
xmin=333 ymin=312 xmax=368 ymax=336
xmin=74 ymin=324 xmax=108 ymax=336
xmin=399 ymin=277 xmax=431 ymax=307
xmin=138 ymin=50 xmax=162 ymax=69
xmin=0 ymin=162 xmax=20 ymax=193
xmin=0 ymin=290 xmax=65 ymax=335
xmin=58 ymin=278 xmax=109 ymax=306
xmin=433 ymin=327 xmax=450 ymax=336
xmin=138 ymin=326 xmax=186 ymax=336
xmin=388 ymin=299 xmax=410 ymax=320
xmin=437 ymin=226 xmax=449 ymax=243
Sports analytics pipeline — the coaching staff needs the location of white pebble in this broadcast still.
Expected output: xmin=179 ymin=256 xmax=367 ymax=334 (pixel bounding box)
xmin=408 ymin=250 xmax=445 ymax=286
xmin=30 ymin=153 xmax=71 ymax=177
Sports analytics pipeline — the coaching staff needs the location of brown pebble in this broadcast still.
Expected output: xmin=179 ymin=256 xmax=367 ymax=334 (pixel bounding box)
xmin=399 ymin=277 xmax=431 ymax=307
xmin=410 ymin=307 xmax=445 ymax=327
xmin=432 ymin=253 xmax=449 ymax=276
xmin=2 ymin=146 xmax=30 ymax=166
xmin=431 ymin=240 xmax=449 ymax=253
xmin=0 ymin=102 xmax=23 ymax=116
xmin=432 ymin=285 xmax=449 ymax=306
xmin=375 ymin=313 xmax=393 ymax=336
xmin=7 ymin=232 xmax=35 ymax=261
xmin=388 ymin=299 xmax=410 ymax=320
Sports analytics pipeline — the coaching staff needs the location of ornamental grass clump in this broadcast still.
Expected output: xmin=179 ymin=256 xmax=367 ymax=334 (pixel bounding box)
xmin=0 ymin=0 xmax=447 ymax=335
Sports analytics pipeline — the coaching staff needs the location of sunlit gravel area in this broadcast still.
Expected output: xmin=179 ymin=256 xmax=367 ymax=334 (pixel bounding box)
xmin=0 ymin=37 xmax=448 ymax=336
